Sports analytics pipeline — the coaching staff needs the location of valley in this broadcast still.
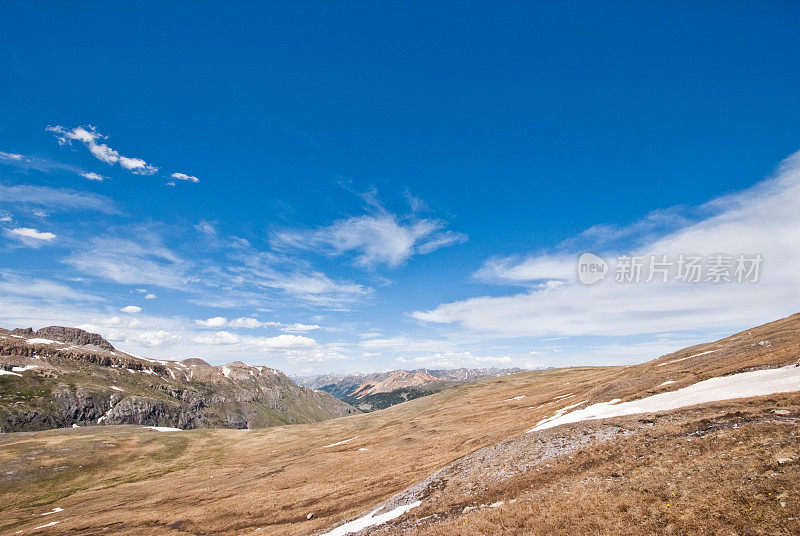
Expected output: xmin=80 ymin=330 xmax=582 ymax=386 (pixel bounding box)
xmin=296 ymin=368 xmax=521 ymax=411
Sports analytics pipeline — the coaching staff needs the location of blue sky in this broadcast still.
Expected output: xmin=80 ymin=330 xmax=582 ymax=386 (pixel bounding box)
xmin=1 ymin=2 xmax=799 ymax=374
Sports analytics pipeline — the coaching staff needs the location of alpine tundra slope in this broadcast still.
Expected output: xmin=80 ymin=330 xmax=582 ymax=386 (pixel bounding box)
xmin=1 ymin=314 xmax=799 ymax=535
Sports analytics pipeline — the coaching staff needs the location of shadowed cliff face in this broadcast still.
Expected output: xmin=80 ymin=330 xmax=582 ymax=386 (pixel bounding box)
xmin=0 ymin=326 xmax=359 ymax=432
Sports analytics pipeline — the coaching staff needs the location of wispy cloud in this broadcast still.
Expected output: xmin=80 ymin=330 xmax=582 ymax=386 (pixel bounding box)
xmin=272 ymin=213 xmax=467 ymax=268
xmin=193 ymin=330 xmax=240 ymax=345
xmin=414 ymin=150 xmax=800 ymax=338
xmin=282 ymin=323 xmax=321 ymax=332
xmin=0 ymin=273 xmax=102 ymax=303
xmin=253 ymin=334 xmax=317 ymax=349
xmin=63 ymin=231 xmax=189 ymax=289
xmin=396 ymin=351 xmax=513 ymax=368
xmin=0 ymin=183 xmax=120 ymax=214
xmin=223 ymin=240 xmax=373 ymax=307
xmin=0 ymin=151 xmax=110 ymax=181
xmin=47 ymin=125 xmax=158 ymax=175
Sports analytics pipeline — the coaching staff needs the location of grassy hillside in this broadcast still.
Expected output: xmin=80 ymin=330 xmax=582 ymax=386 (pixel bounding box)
xmin=0 ymin=314 xmax=798 ymax=535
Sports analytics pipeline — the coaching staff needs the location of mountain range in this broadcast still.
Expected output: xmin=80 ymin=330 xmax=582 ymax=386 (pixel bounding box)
xmin=296 ymin=367 xmax=523 ymax=411
xmin=0 ymin=326 xmax=358 ymax=432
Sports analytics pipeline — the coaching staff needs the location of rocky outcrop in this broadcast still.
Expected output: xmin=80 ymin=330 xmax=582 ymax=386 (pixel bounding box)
xmin=36 ymin=326 xmax=116 ymax=351
xmin=11 ymin=326 xmax=115 ymax=351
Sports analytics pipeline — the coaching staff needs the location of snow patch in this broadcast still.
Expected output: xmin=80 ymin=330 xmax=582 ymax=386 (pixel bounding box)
xmin=0 ymin=369 xmax=22 ymax=377
xmin=145 ymin=426 xmax=183 ymax=432
xmin=110 ymin=386 xmax=124 ymax=391
xmin=322 ymin=436 xmax=359 ymax=448
xmin=530 ymin=400 xmax=588 ymax=430
xmin=12 ymin=365 xmax=39 ymax=372
xmin=319 ymin=501 xmax=422 ymax=536
xmin=659 ymin=380 xmax=677 ymax=386
xmin=657 ymin=349 xmax=718 ymax=366
xmin=39 ymin=507 xmax=63 ymax=516
xmin=529 ymin=365 xmax=800 ymax=432
xmin=16 ymin=521 xmax=60 ymax=533
xmin=504 ymin=395 xmax=525 ymax=401
xmin=25 ymin=338 xmax=56 ymax=345
xmin=98 ymin=395 xmax=118 ymax=423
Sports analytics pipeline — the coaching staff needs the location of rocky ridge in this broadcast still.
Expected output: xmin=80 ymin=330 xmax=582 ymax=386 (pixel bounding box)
xmin=0 ymin=326 xmax=358 ymax=432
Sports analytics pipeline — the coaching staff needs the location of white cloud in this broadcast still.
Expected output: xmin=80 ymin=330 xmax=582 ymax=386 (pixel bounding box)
xmin=63 ymin=233 xmax=189 ymax=289
xmin=396 ymin=351 xmax=513 ymax=368
xmin=193 ymin=330 xmax=240 ymax=345
xmin=193 ymin=316 xmax=318 ymax=332
xmin=0 ymin=152 xmax=24 ymax=160
xmin=281 ymin=323 xmax=321 ymax=332
xmin=171 ymin=172 xmax=199 ymax=183
xmin=475 ymin=254 xmax=576 ymax=285
xmin=144 ymin=293 xmax=157 ymax=299
xmin=134 ymin=330 xmax=181 ymax=347
xmin=414 ymin=150 xmax=800 ymax=339
xmin=225 ymin=242 xmax=372 ymax=307
xmin=360 ymin=335 xmax=461 ymax=353
xmin=81 ymin=172 xmax=107 ymax=181
xmin=0 ymin=273 xmax=101 ymax=302
xmin=47 ymin=125 xmax=158 ymax=175
xmin=280 ymin=347 xmax=348 ymax=363
xmin=4 ymin=227 xmax=56 ymax=247
xmin=120 ymin=305 xmax=142 ymax=313
xmin=404 ymin=189 xmax=429 ymax=212
xmin=229 ymin=317 xmax=270 ymax=329
xmin=253 ymin=334 xmax=317 ymax=349
xmin=0 ymin=184 xmax=119 ymax=214
xmin=195 ymin=220 xmax=217 ymax=238
xmin=272 ymin=213 xmax=467 ymax=268
xmin=196 ymin=316 xmax=227 ymax=327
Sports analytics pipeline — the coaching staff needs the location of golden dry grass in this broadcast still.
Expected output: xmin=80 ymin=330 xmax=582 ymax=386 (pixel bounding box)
xmin=389 ymin=395 xmax=800 ymax=536
xmin=0 ymin=367 xmax=613 ymax=535
xmin=0 ymin=313 xmax=798 ymax=535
